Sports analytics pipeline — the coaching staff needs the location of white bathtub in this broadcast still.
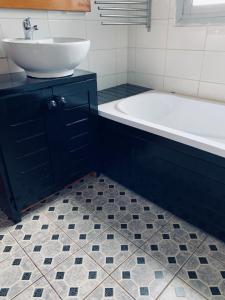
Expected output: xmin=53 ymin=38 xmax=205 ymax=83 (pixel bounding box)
xmin=98 ymin=91 xmax=225 ymax=158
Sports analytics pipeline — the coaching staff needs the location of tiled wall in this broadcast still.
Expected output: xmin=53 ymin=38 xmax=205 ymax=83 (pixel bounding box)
xmin=0 ymin=0 xmax=128 ymax=90
xmin=128 ymin=0 xmax=225 ymax=102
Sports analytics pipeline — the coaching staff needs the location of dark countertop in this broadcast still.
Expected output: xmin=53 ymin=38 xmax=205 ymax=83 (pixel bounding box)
xmin=0 ymin=69 xmax=96 ymax=97
xmin=98 ymin=83 xmax=150 ymax=105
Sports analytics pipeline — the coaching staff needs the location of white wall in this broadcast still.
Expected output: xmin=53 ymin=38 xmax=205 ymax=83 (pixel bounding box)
xmin=0 ymin=0 xmax=128 ymax=90
xmin=128 ymin=0 xmax=225 ymax=102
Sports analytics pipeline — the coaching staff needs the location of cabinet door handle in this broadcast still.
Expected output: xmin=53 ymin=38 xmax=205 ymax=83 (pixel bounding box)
xmin=54 ymin=96 xmax=67 ymax=107
xmin=47 ymin=99 xmax=58 ymax=111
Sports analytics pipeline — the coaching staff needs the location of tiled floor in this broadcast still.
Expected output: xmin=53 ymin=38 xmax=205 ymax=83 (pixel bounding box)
xmin=0 ymin=174 xmax=225 ymax=299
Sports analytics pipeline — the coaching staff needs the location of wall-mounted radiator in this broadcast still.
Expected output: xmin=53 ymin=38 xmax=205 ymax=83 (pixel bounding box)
xmin=94 ymin=0 xmax=152 ymax=31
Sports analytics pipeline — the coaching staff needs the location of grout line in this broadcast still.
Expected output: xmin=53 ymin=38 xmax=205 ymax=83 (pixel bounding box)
xmin=197 ymin=23 xmax=209 ymax=97
xmin=162 ymin=5 xmax=171 ymax=91
xmin=155 ymin=235 xmax=209 ymax=300
xmin=10 ymin=276 xmax=45 ymax=299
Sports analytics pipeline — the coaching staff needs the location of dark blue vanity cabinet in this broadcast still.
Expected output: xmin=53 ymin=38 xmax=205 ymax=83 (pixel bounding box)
xmin=0 ymin=70 xmax=98 ymax=222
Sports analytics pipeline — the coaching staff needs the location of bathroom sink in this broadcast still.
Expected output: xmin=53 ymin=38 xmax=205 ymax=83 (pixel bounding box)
xmin=2 ymin=38 xmax=90 ymax=78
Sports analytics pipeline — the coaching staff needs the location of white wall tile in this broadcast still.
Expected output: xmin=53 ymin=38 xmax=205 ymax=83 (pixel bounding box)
xmin=128 ymin=1 xmax=225 ymax=102
xmin=116 ymin=72 xmax=128 ymax=86
xmin=127 ymin=48 xmax=136 ymax=72
xmin=167 ymin=21 xmax=207 ymax=50
xmin=169 ymin=0 xmax=176 ymax=20
xmin=164 ymin=77 xmax=199 ymax=96
xmin=151 ymin=0 xmax=170 ymax=20
xmin=128 ymin=27 xmax=136 ymax=48
xmin=127 ymin=72 xmax=136 ymax=84
xmin=86 ymin=22 xmax=116 ymax=50
xmin=205 ymin=26 xmax=225 ymax=51
xmin=136 ymin=20 xmax=168 ymax=49
xmin=198 ymin=81 xmax=225 ymax=102
xmin=89 ymin=49 xmax=116 ymax=76
xmin=136 ymin=48 xmax=166 ymax=75
xmin=201 ymin=51 xmax=225 ymax=84
xmin=97 ymin=74 xmax=117 ymax=90
xmin=116 ymin=48 xmax=127 ymax=73
xmin=48 ymin=19 xmax=86 ymax=38
xmin=115 ymin=26 xmax=128 ymax=49
xmin=165 ymin=50 xmax=203 ymax=80
xmin=134 ymin=72 xmax=164 ymax=90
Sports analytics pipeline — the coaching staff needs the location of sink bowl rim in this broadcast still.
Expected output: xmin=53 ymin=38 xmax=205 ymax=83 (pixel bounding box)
xmin=2 ymin=37 xmax=90 ymax=46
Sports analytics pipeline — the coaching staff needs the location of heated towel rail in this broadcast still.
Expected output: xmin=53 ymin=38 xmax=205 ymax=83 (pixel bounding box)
xmin=94 ymin=0 xmax=152 ymax=31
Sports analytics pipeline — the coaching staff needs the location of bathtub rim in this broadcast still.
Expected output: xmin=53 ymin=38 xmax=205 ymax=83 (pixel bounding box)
xmin=98 ymin=91 xmax=225 ymax=159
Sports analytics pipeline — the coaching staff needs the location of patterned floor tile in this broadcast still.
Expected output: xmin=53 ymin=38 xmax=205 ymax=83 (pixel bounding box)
xmin=111 ymin=210 xmax=171 ymax=247
xmin=111 ymin=249 xmax=173 ymax=300
xmin=158 ymin=277 xmax=207 ymax=300
xmin=43 ymin=195 xmax=93 ymax=223
xmin=142 ymin=217 xmax=207 ymax=274
xmin=45 ymin=249 xmax=108 ymax=299
xmin=0 ymin=248 xmax=42 ymax=299
xmin=194 ymin=236 xmax=225 ymax=266
xmin=24 ymin=229 xmax=80 ymax=275
xmin=67 ymin=175 xmax=115 ymax=200
xmin=60 ymin=213 xmax=109 ymax=247
xmin=83 ymin=228 xmax=138 ymax=274
xmin=14 ymin=277 xmax=61 ymax=299
xmin=91 ymin=195 xmax=128 ymax=225
xmin=177 ymin=249 xmax=225 ymax=299
xmin=9 ymin=214 xmax=56 ymax=248
xmin=85 ymin=276 xmax=134 ymax=300
xmin=0 ymin=230 xmax=22 ymax=264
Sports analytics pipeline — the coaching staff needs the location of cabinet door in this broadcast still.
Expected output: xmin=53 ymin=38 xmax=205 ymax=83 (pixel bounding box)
xmin=48 ymin=79 xmax=97 ymax=186
xmin=0 ymin=89 xmax=55 ymax=210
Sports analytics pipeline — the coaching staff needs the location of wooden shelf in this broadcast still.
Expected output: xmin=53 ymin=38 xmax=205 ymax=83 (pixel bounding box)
xmin=0 ymin=0 xmax=91 ymax=12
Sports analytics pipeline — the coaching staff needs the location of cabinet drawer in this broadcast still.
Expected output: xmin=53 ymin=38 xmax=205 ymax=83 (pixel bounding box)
xmin=15 ymin=165 xmax=53 ymax=209
xmin=8 ymin=118 xmax=45 ymax=142
xmin=6 ymin=91 xmax=46 ymax=125
xmin=15 ymin=133 xmax=47 ymax=158
xmin=16 ymin=148 xmax=49 ymax=174
xmin=53 ymin=81 xmax=91 ymax=108
xmin=66 ymin=118 xmax=89 ymax=137
xmin=69 ymin=132 xmax=89 ymax=152
xmin=64 ymin=105 xmax=89 ymax=126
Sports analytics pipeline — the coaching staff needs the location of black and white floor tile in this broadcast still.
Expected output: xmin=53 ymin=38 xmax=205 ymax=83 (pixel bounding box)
xmin=158 ymin=276 xmax=207 ymax=300
xmin=111 ymin=249 xmax=174 ymax=300
xmin=0 ymin=229 xmax=21 ymax=264
xmin=13 ymin=277 xmax=61 ymax=299
xmin=45 ymin=249 xmax=108 ymax=299
xmin=0 ymin=248 xmax=42 ymax=299
xmin=141 ymin=217 xmax=207 ymax=274
xmin=178 ymin=244 xmax=225 ymax=299
xmin=83 ymin=228 xmax=138 ymax=274
xmin=85 ymin=277 xmax=134 ymax=299
xmin=24 ymin=228 xmax=80 ymax=275
xmin=0 ymin=174 xmax=224 ymax=299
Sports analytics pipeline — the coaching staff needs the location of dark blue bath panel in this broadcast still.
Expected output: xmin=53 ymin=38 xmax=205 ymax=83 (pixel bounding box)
xmin=99 ymin=117 xmax=225 ymax=241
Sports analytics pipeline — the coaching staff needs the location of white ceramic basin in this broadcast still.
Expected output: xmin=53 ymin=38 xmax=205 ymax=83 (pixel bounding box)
xmin=2 ymin=38 xmax=90 ymax=78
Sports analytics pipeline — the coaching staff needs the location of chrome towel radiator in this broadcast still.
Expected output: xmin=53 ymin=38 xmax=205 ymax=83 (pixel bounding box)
xmin=94 ymin=0 xmax=152 ymax=31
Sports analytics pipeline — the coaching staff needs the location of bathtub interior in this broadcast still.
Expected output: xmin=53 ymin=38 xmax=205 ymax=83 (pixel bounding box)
xmin=116 ymin=91 xmax=225 ymax=144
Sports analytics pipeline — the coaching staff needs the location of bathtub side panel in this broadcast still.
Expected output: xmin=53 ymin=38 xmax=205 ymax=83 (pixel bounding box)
xmin=99 ymin=117 xmax=225 ymax=240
